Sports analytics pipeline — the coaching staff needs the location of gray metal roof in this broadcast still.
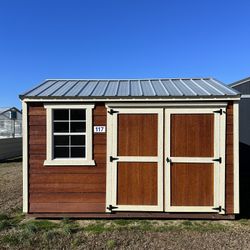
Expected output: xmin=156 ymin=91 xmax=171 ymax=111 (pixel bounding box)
xmin=20 ymin=78 xmax=239 ymax=99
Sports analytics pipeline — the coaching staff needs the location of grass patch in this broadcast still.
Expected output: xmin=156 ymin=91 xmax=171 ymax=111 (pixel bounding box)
xmin=83 ymin=222 xmax=107 ymax=234
xmin=113 ymin=219 xmax=134 ymax=226
xmin=61 ymin=218 xmax=80 ymax=234
xmin=107 ymin=239 xmax=116 ymax=249
xmin=21 ymin=220 xmax=59 ymax=233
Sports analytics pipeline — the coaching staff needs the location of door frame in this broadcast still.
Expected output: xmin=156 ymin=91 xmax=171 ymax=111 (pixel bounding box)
xmin=106 ymin=107 xmax=164 ymax=212
xmin=164 ymin=107 xmax=226 ymax=214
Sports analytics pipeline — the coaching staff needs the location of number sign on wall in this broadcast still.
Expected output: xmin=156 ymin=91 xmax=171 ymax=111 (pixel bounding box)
xmin=94 ymin=126 xmax=106 ymax=133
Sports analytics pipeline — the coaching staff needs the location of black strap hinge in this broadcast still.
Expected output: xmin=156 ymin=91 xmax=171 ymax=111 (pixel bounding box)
xmin=212 ymin=206 xmax=225 ymax=212
xmin=110 ymin=156 xmax=119 ymax=162
xmin=166 ymin=157 xmax=171 ymax=163
xmin=107 ymin=204 xmax=118 ymax=213
xmin=108 ymin=109 xmax=119 ymax=115
xmin=213 ymin=157 xmax=222 ymax=164
xmin=214 ymin=109 xmax=226 ymax=115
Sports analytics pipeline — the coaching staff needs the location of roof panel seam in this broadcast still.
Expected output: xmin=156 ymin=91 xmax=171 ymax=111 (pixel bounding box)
xmin=169 ymin=79 xmax=183 ymax=96
xmin=190 ymin=79 xmax=211 ymax=95
xmin=49 ymin=81 xmax=69 ymax=96
xmin=200 ymin=79 xmax=225 ymax=95
xmin=76 ymin=81 xmax=89 ymax=96
xmin=159 ymin=80 xmax=170 ymax=95
xmin=210 ymin=78 xmax=237 ymax=94
xmin=37 ymin=80 xmax=59 ymax=96
xmin=63 ymin=80 xmax=80 ymax=96
xmin=179 ymin=79 xmax=197 ymax=95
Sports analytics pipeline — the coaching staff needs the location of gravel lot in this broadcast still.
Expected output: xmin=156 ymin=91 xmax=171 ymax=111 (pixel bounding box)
xmin=0 ymin=161 xmax=250 ymax=249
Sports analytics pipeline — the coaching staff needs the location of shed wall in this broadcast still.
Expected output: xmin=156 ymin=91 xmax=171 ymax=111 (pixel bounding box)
xmin=27 ymin=101 xmax=235 ymax=215
xmin=28 ymin=102 xmax=106 ymax=213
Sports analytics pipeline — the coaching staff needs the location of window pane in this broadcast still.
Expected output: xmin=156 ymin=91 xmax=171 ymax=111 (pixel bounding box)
xmin=71 ymin=146 xmax=86 ymax=158
xmin=54 ymin=147 xmax=69 ymax=158
xmin=54 ymin=135 xmax=69 ymax=145
xmin=53 ymin=122 xmax=69 ymax=132
xmin=71 ymin=109 xmax=86 ymax=120
xmin=71 ymin=135 xmax=85 ymax=145
xmin=70 ymin=122 xmax=86 ymax=132
xmin=53 ymin=109 xmax=69 ymax=120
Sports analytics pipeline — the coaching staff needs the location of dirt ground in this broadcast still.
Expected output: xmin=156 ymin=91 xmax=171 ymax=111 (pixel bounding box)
xmin=1 ymin=161 xmax=250 ymax=249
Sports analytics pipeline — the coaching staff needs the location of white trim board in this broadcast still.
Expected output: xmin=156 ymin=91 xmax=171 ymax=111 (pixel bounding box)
xmin=22 ymin=101 xmax=28 ymax=213
xmin=22 ymin=97 xmax=240 ymax=103
xmin=233 ymin=101 xmax=240 ymax=214
xmin=43 ymin=104 xmax=95 ymax=166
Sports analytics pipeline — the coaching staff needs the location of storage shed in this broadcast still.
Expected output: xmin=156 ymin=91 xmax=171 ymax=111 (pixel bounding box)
xmin=20 ymin=78 xmax=240 ymax=219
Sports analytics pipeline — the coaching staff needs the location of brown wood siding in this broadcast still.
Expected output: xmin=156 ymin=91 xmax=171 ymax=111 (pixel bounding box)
xmin=226 ymin=102 xmax=234 ymax=214
xmin=171 ymin=163 xmax=214 ymax=206
xmin=28 ymin=102 xmax=107 ymax=213
xmin=117 ymin=162 xmax=158 ymax=205
xmin=118 ymin=114 xmax=158 ymax=156
xmin=171 ymin=114 xmax=214 ymax=157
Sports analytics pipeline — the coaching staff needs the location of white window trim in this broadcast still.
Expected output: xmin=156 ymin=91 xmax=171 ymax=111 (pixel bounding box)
xmin=106 ymin=107 xmax=164 ymax=212
xmin=43 ymin=104 xmax=95 ymax=166
xmin=165 ymin=107 xmax=226 ymax=214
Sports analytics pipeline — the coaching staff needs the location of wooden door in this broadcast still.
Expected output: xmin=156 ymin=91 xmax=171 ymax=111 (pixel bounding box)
xmin=107 ymin=108 xmax=163 ymax=212
xmin=165 ymin=108 xmax=226 ymax=213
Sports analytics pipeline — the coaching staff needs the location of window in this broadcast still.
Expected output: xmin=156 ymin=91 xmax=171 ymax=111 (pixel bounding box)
xmin=44 ymin=104 xmax=95 ymax=166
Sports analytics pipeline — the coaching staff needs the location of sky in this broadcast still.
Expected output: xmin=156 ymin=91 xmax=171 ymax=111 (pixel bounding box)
xmin=0 ymin=0 xmax=249 ymax=108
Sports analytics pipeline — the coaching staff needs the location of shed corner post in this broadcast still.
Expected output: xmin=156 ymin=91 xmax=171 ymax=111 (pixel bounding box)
xmin=22 ymin=101 xmax=28 ymax=213
xmin=233 ymin=100 xmax=240 ymax=214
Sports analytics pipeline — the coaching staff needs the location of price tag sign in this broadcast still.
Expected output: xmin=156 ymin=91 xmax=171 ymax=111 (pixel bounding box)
xmin=94 ymin=126 xmax=106 ymax=133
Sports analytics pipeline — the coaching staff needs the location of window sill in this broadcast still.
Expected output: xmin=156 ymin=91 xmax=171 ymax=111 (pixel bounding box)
xmin=44 ymin=159 xmax=96 ymax=166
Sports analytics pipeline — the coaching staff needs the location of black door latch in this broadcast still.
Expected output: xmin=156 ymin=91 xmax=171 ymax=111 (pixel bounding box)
xmin=108 ymin=109 xmax=119 ymax=115
xmin=110 ymin=156 xmax=119 ymax=162
xmin=107 ymin=204 xmax=118 ymax=213
xmin=212 ymin=206 xmax=225 ymax=212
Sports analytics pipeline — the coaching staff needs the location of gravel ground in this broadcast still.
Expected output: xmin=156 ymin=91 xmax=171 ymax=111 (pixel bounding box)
xmin=0 ymin=160 xmax=22 ymax=214
xmin=0 ymin=160 xmax=250 ymax=250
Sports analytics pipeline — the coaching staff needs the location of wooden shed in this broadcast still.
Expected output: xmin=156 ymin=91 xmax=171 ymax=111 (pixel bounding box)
xmin=20 ymin=78 xmax=240 ymax=219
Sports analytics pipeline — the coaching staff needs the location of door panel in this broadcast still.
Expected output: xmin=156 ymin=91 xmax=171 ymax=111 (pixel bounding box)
xmin=118 ymin=114 xmax=158 ymax=156
xmin=171 ymin=114 xmax=214 ymax=157
xmin=171 ymin=163 xmax=214 ymax=206
xmin=117 ymin=162 xmax=157 ymax=205
xmin=107 ymin=108 xmax=163 ymax=212
xmin=165 ymin=108 xmax=226 ymax=213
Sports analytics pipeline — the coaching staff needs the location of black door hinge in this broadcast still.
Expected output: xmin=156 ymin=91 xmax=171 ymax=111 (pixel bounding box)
xmin=213 ymin=157 xmax=222 ymax=164
xmin=214 ymin=109 xmax=226 ymax=115
xmin=166 ymin=157 xmax=171 ymax=163
xmin=107 ymin=204 xmax=118 ymax=213
xmin=110 ymin=156 xmax=119 ymax=162
xmin=108 ymin=109 xmax=119 ymax=115
xmin=212 ymin=206 xmax=225 ymax=212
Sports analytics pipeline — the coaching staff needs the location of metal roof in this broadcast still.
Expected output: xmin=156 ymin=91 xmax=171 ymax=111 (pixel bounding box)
xmin=20 ymin=78 xmax=239 ymax=99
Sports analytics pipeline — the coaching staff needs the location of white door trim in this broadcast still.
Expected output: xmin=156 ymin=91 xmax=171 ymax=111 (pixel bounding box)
xmin=164 ymin=107 xmax=226 ymax=213
xmin=106 ymin=108 xmax=164 ymax=212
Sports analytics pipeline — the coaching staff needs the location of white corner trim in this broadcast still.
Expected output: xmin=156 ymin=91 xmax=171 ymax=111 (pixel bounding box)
xmin=44 ymin=104 xmax=95 ymax=166
xmin=233 ymin=101 xmax=240 ymax=214
xmin=22 ymin=101 xmax=28 ymax=213
xmin=44 ymin=159 xmax=95 ymax=166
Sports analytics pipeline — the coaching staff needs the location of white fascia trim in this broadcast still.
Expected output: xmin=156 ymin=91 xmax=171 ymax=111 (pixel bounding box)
xmin=106 ymin=102 xmax=228 ymax=108
xmin=240 ymin=95 xmax=250 ymax=98
xmin=44 ymin=103 xmax=95 ymax=166
xmin=22 ymin=101 xmax=28 ymax=213
xmin=22 ymin=97 xmax=241 ymax=103
xmin=233 ymin=101 xmax=240 ymax=214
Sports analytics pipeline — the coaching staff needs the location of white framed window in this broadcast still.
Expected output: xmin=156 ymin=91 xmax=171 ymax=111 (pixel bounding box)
xmin=44 ymin=104 xmax=95 ymax=166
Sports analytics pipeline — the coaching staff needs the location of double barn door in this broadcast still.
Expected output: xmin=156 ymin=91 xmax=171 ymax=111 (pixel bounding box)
xmin=106 ymin=106 xmax=226 ymax=213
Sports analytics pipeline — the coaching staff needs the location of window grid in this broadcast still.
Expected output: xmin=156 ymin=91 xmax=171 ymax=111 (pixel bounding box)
xmin=53 ymin=109 xmax=86 ymax=159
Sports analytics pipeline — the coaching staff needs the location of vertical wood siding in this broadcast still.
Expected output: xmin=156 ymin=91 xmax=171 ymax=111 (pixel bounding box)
xmin=28 ymin=103 xmax=106 ymax=213
xmin=226 ymin=102 xmax=234 ymax=214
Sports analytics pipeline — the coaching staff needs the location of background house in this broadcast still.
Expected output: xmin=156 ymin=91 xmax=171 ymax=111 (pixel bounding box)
xmin=231 ymin=77 xmax=250 ymax=217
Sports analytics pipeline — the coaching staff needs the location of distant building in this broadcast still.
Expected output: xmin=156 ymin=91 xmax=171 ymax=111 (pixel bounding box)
xmin=0 ymin=107 xmax=22 ymax=138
